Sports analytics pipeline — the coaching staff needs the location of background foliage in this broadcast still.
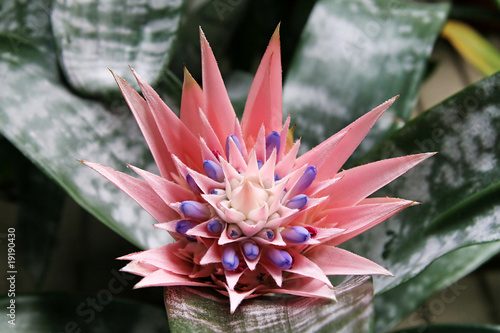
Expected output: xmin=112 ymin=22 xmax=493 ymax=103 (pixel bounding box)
xmin=1 ymin=0 xmax=500 ymax=331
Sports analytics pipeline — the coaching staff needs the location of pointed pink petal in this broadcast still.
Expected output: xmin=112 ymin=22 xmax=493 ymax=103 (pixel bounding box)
xmin=120 ymin=261 xmax=157 ymax=277
xmin=324 ymin=198 xmax=415 ymax=246
xmin=82 ymin=161 xmax=177 ymax=222
xmin=131 ymin=69 xmax=204 ymax=170
xmin=263 ymin=277 xmax=335 ymax=300
xmin=154 ymin=220 xmax=180 ymax=236
xmin=197 ymin=108 xmax=226 ymax=157
xmin=134 ymin=269 xmax=211 ymax=288
xmin=111 ymin=71 xmax=175 ymax=180
xmin=315 ymin=96 xmax=398 ymax=182
xmin=225 ymin=268 xmax=246 ymax=290
xmin=128 ymin=164 xmax=196 ymax=205
xmin=225 ymin=286 xmax=258 ymax=314
xmin=307 ymin=176 xmax=342 ymax=197
xmin=120 ymin=243 xmax=193 ymax=276
xmin=294 ymin=128 xmax=348 ymax=172
xmin=275 ymin=139 xmax=300 ymax=177
xmin=277 ymin=114 xmax=290 ymax=162
xmin=260 ymin=260 xmax=283 ymax=287
xmin=236 ymin=218 xmax=267 ymax=238
xmin=172 ymin=154 xmax=222 ymax=194
xmin=199 ymin=241 xmax=222 ymax=265
xmin=186 ymin=220 xmax=218 ymax=239
xmin=241 ymin=25 xmax=282 ymax=142
xmin=312 ymin=227 xmax=345 ymax=241
xmin=199 ymin=137 xmax=220 ymax=164
xmin=253 ymin=229 xmax=287 ymax=246
xmin=245 ymin=151 xmax=260 ymax=179
xmin=232 ymin=116 xmax=248 ymax=159
xmin=200 ymin=28 xmax=237 ymax=144
xmin=307 ymin=245 xmax=392 ymax=276
xmin=201 ymin=194 xmax=228 ymax=222
xmin=227 ymin=135 xmax=247 ymax=171
xmin=180 ymin=67 xmax=205 ymax=138
xmin=259 ymin=149 xmax=277 ymax=188
xmin=241 ymin=243 xmax=262 ymax=271
xmin=285 ymin=252 xmax=332 ymax=287
xmin=280 ymin=164 xmax=309 ymax=200
xmin=325 ymin=153 xmax=434 ymax=208
xmin=218 ymin=155 xmax=241 ymax=186
xmin=251 ymin=126 xmax=266 ymax=162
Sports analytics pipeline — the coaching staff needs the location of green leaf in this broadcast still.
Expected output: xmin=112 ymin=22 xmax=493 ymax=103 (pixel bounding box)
xmin=169 ymin=0 xmax=251 ymax=80
xmin=342 ymin=73 xmax=500 ymax=296
xmin=0 ymin=294 xmax=170 ymax=332
xmin=393 ymin=324 xmax=500 ymax=333
xmin=0 ymin=0 xmax=54 ymax=50
xmin=374 ymin=241 xmax=500 ymax=331
xmin=51 ymin=0 xmax=183 ymax=99
xmin=0 ymin=38 xmax=170 ymax=249
xmin=283 ymin=0 xmax=450 ymax=160
xmin=165 ymin=276 xmax=373 ymax=333
xmin=442 ymin=20 xmax=500 ymax=77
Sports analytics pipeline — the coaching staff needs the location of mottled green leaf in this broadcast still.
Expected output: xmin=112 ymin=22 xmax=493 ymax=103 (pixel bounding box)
xmin=169 ymin=0 xmax=251 ymax=79
xmin=283 ymin=0 xmax=449 ymax=159
xmin=375 ymin=241 xmax=500 ymax=331
xmin=0 ymin=0 xmax=53 ymax=50
xmin=165 ymin=276 xmax=373 ymax=333
xmin=393 ymin=324 xmax=500 ymax=333
xmin=342 ymin=73 xmax=500 ymax=296
xmin=0 ymin=38 xmax=170 ymax=249
xmin=51 ymin=0 xmax=183 ymax=98
xmin=0 ymin=294 xmax=169 ymax=332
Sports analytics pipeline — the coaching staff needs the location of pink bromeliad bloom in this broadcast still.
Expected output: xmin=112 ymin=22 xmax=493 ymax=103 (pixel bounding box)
xmin=83 ymin=27 xmax=432 ymax=313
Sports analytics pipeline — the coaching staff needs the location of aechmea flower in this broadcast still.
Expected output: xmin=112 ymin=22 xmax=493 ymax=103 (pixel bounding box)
xmin=82 ymin=26 xmax=433 ymax=313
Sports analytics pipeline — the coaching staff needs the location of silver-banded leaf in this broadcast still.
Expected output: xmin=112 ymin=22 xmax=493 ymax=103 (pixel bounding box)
xmin=165 ymin=276 xmax=373 ymax=333
xmin=169 ymin=0 xmax=251 ymax=79
xmin=342 ymin=73 xmax=500 ymax=295
xmin=375 ymin=241 xmax=500 ymax=331
xmin=0 ymin=37 xmax=170 ymax=249
xmin=393 ymin=324 xmax=500 ymax=333
xmin=51 ymin=0 xmax=183 ymax=98
xmin=0 ymin=0 xmax=54 ymax=50
xmin=283 ymin=0 xmax=449 ymax=160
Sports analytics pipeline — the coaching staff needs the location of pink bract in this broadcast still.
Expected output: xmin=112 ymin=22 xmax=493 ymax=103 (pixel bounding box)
xmin=82 ymin=26 xmax=432 ymax=313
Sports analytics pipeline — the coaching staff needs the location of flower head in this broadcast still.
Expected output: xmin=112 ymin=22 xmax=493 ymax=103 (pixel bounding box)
xmin=83 ymin=26 xmax=432 ymax=313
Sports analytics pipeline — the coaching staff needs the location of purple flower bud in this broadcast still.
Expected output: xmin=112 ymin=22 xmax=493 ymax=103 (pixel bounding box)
xmin=207 ymin=219 xmax=223 ymax=234
xmin=294 ymin=166 xmax=317 ymax=193
xmin=225 ymin=135 xmax=243 ymax=159
xmin=175 ymin=220 xmax=197 ymax=241
xmin=227 ymin=224 xmax=243 ymax=239
xmin=281 ymin=226 xmax=311 ymax=243
xmin=274 ymin=174 xmax=282 ymax=181
xmin=285 ymin=194 xmax=308 ymax=210
xmin=257 ymin=228 xmax=275 ymax=241
xmin=267 ymin=248 xmax=293 ymax=270
xmin=186 ymin=173 xmax=201 ymax=195
xmin=243 ymin=242 xmax=259 ymax=260
xmin=203 ymin=160 xmax=224 ymax=182
xmin=180 ymin=201 xmax=210 ymax=220
xmin=222 ymin=246 xmax=239 ymax=271
xmin=257 ymin=159 xmax=263 ymax=169
xmin=265 ymin=131 xmax=281 ymax=158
